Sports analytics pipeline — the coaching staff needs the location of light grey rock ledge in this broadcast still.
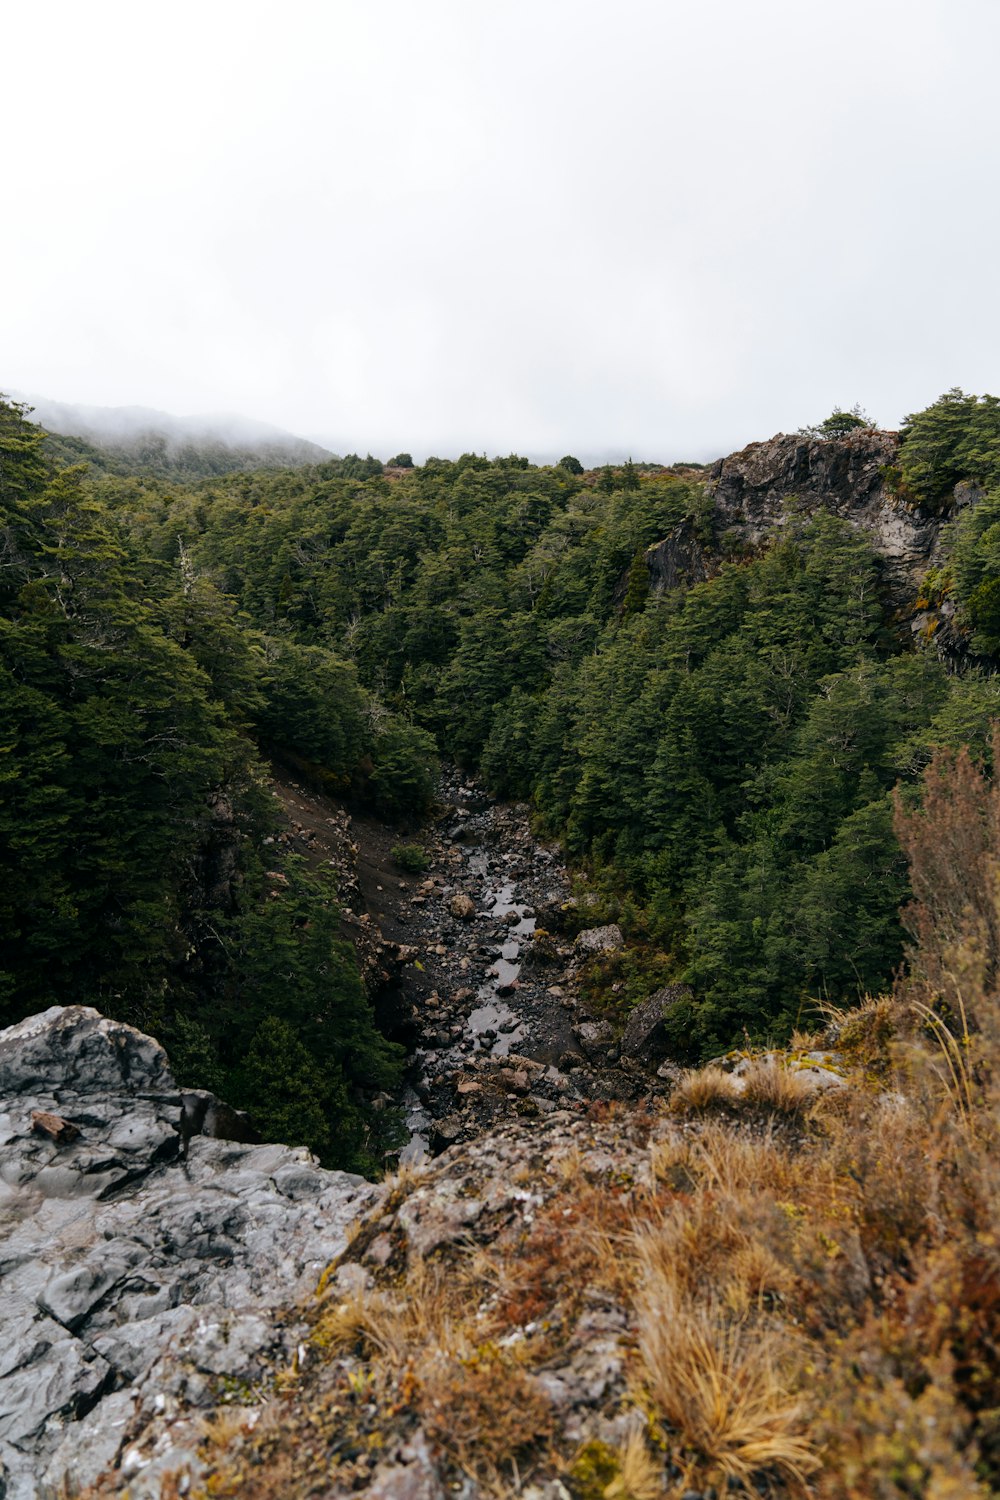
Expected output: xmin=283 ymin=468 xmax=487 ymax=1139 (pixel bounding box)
xmin=0 ymin=1006 xmax=382 ymax=1499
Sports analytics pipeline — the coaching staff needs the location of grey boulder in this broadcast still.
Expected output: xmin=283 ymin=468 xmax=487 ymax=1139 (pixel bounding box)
xmin=0 ymin=1006 xmax=381 ymax=1500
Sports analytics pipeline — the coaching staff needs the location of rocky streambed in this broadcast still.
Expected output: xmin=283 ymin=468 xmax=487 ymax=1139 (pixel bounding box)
xmin=335 ymin=768 xmax=678 ymax=1162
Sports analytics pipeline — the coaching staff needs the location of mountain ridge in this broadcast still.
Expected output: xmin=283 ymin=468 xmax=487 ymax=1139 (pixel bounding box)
xmin=9 ymin=393 xmax=334 ymax=477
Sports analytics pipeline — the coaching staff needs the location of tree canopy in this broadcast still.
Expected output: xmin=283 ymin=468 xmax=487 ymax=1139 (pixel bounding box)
xmin=7 ymin=385 xmax=1000 ymax=1099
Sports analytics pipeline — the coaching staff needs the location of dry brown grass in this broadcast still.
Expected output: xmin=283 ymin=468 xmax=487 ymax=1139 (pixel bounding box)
xmin=115 ymin=740 xmax=1000 ymax=1500
xmin=738 ymin=1056 xmax=815 ymax=1115
xmin=421 ymin=1354 xmax=557 ymax=1486
xmin=197 ymin=1405 xmax=259 ymax=1451
xmin=670 ymin=1055 xmax=817 ymax=1118
xmin=487 ymin=1179 xmax=641 ymax=1337
xmin=634 ymin=1269 xmax=818 ymax=1491
xmin=605 ymin=1428 xmax=664 ymax=1500
xmin=315 ymin=1259 xmax=470 ymax=1367
xmin=819 ymin=992 xmax=897 ymax=1067
xmin=687 ymin=1120 xmax=794 ymax=1196
xmin=669 ymin=1063 xmax=740 ymax=1112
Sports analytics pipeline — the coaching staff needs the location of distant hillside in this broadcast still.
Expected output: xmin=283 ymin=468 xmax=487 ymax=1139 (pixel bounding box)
xmin=17 ymin=395 xmax=334 ymax=479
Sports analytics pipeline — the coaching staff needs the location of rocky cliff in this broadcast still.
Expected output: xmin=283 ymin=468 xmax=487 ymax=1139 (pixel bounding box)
xmin=0 ymin=1007 xmax=381 ymax=1499
xmin=647 ymin=430 xmax=946 ymax=600
xmin=0 ymin=1002 xmax=678 ymax=1500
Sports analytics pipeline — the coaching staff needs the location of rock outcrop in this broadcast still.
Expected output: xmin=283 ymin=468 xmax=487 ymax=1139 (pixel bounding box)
xmin=704 ymin=428 xmax=943 ymax=591
xmin=93 ymin=1105 xmax=667 ymax=1500
xmin=0 ymin=1007 xmax=381 ymax=1499
xmin=619 ymin=983 xmax=692 ymax=1068
xmin=644 ymin=519 xmax=713 ymax=595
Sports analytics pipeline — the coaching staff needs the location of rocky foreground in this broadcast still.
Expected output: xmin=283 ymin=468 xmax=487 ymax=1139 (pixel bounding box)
xmin=1 ymin=773 xmax=861 ymax=1500
xmin=0 ymin=778 xmax=686 ymax=1499
xmin=0 ymin=1005 xmax=686 ymax=1499
xmin=0 ymin=1004 xmax=829 ymax=1500
xmin=5 ymin=769 xmax=991 ymax=1500
xmin=0 ymin=1007 xmax=382 ymax=1498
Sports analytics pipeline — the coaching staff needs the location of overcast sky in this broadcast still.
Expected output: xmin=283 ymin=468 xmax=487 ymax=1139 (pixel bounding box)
xmin=5 ymin=0 xmax=1000 ymax=463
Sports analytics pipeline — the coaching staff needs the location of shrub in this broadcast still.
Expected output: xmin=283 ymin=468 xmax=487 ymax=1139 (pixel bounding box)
xmin=366 ymin=718 xmax=439 ymax=821
xmin=391 ymin=842 xmax=429 ymax=874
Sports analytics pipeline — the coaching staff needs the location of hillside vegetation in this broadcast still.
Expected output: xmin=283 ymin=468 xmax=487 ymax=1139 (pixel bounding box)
xmin=7 ymin=388 xmax=1000 ymax=1494
xmin=5 ymin=388 xmax=1000 ymax=1147
xmin=0 ymin=398 xmax=437 ymax=1169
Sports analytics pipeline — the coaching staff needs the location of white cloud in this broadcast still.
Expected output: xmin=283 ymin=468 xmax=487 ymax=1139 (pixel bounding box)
xmin=4 ymin=0 xmax=999 ymax=462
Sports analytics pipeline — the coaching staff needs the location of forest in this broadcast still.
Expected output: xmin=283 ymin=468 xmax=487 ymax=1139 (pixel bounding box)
xmin=4 ymin=388 xmax=1000 ymax=1158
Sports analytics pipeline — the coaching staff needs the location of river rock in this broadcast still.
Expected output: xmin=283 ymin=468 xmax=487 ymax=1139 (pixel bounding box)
xmin=0 ymin=1006 xmax=382 ymax=1500
xmin=448 ymin=892 xmax=477 ymax=921
xmin=572 ymin=1019 xmax=615 ymax=1056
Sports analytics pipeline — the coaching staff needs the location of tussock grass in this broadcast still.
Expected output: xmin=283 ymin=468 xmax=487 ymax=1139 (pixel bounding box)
xmin=131 ymin=741 xmax=1000 ymax=1500
xmin=671 ymin=1055 xmax=816 ymax=1117
xmin=606 ymin=1428 xmax=663 ymax=1500
xmin=688 ymin=1121 xmax=793 ymax=1197
xmin=315 ymin=1260 xmax=469 ymax=1368
xmin=738 ymin=1056 xmax=814 ymax=1115
xmin=817 ymin=993 xmax=897 ymax=1070
xmin=669 ymin=1063 xmax=740 ymax=1112
xmin=634 ymin=1271 xmax=818 ymax=1491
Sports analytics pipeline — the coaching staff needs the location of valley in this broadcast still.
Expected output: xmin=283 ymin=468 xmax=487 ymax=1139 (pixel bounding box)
xmin=272 ymin=767 xmax=657 ymax=1165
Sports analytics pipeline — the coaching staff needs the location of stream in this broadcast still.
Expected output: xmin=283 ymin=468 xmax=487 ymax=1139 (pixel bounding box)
xmin=377 ymin=771 xmax=643 ymax=1162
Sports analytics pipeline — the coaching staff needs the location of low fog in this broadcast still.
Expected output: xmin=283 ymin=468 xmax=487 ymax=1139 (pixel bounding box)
xmin=4 ymin=0 xmax=1000 ymax=463
xmin=21 ymin=396 xmax=332 ymax=458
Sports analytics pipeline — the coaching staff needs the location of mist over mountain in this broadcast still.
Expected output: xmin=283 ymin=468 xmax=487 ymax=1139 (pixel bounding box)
xmin=15 ymin=393 xmax=334 ymax=478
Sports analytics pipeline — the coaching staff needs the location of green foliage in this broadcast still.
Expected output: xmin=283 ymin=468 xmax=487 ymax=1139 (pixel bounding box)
xmin=621 ymin=546 xmax=651 ymax=618
xmin=13 ymin=386 xmax=1000 ymax=1084
xmin=938 ymin=486 xmax=1000 ymax=656
xmin=966 ymin=577 xmax=1000 ymax=652
xmin=255 ymin=639 xmax=369 ymax=785
xmin=228 ymin=1016 xmax=343 ymax=1160
xmin=367 ymin=719 xmax=439 ymax=820
xmin=216 ymin=862 xmax=402 ymax=1166
xmin=0 ymin=397 xmax=406 ymax=1172
xmin=899 ymin=388 xmax=1000 ymax=508
xmin=391 ymin=842 xmax=429 ymax=874
xmin=0 ymin=395 xmax=49 ymax=500
xmin=801 ymin=404 xmax=875 ymax=439
xmin=106 ymin=429 xmax=996 ymax=1052
xmin=951 ymin=490 xmax=1000 ymax=600
xmin=165 ymin=1014 xmax=227 ymax=1094
xmin=0 ymin=443 xmax=243 ymax=1022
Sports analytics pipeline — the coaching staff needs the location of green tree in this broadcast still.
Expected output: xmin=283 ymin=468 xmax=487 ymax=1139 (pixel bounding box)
xmin=808 ymin=404 xmax=874 ymax=439
xmin=899 ymin=389 xmax=1000 ymax=507
xmin=229 ymin=1017 xmax=342 ymax=1160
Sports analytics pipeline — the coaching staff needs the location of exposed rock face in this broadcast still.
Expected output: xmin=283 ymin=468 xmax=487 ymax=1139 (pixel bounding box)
xmin=644 ymin=519 xmax=712 ymax=595
xmin=95 ymin=1107 xmax=664 ymax=1499
xmin=619 ymin=983 xmax=692 ymax=1067
xmin=705 ymin=429 xmax=943 ymax=591
xmin=0 ymin=1007 xmax=381 ymax=1500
